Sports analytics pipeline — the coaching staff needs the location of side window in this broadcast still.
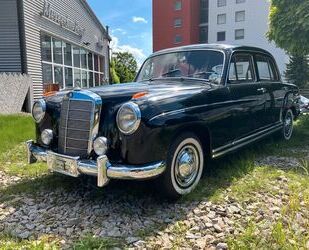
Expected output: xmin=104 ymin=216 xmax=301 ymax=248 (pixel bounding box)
xmin=256 ymin=54 xmax=278 ymax=81
xmin=229 ymin=54 xmax=254 ymax=84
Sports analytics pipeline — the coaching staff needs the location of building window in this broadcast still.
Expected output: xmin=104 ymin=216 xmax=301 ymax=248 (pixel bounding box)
xmin=235 ymin=10 xmax=245 ymax=22
xmin=174 ymin=18 xmax=182 ymax=27
xmin=64 ymin=43 xmax=72 ymax=66
xmin=217 ymin=14 xmax=226 ymax=24
xmin=54 ymin=66 xmax=63 ymax=88
xmin=174 ymin=35 xmax=182 ymax=44
xmin=74 ymin=68 xmax=81 ymax=88
xmin=80 ymin=49 xmax=87 ymax=69
xmin=217 ymin=31 xmax=226 ymax=41
xmin=200 ymin=26 xmax=208 ymax=43
xmin=235 ymin=29 xmax=245 ymax=40
xmin=217 ymin=0 xmax=226 ymax=7
xmin=42 ymin=64 xmax=52 ymax=83
xmin=99 ymin=56 xmax=105 ymax=73
xmin=201 ymin=0 xmax=208 ymax=8
xmin=81 ymin=70 xmax=87 ymax=88
xmin=41 ymin=34 xmax=106 ymax=90
xmin=88 ymin=71 xmax=94 ymax=87
xmin=65 ymin=67 xmax=73 ymax=88
xmin=94 ymin=54 xmax=99 ymax=72
xmin=88 ymin=53 xmax=93 ymax=71
xmin=73 ymin=46 xmax=81 ymax=68
xmin=175 ymin=1 xmax=182 ymax=10
xmin=200 ymin=0 xmax=209 ymax=23
xmin=41 ymin=35 xmax=52 ymax=62
xmin=53 ymin=39 xmax=63 ymax=64
xmin=236 ymin=0 xmax=245 ymax=3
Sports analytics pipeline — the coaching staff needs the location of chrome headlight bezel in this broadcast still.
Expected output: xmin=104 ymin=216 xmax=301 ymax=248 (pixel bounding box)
xmin=32 ymin=99 xmax=46 ymax=123
xmin=116 ymin=102 xmax=141 ymax=135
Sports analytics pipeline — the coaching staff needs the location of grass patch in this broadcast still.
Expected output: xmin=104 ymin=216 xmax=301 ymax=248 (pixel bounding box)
xmin=0 ymin=114 xmax=47 ymax=177
xmin=0 ymin=114 xmax=35 ymax=155
xmin=0 ymin=232 xmax=60 ymax=250
xmin=72 ymin=235 xmax=124 ymax=250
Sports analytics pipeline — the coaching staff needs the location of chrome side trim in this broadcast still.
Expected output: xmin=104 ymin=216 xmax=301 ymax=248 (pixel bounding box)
xmin=149 ymin=98 xmax=258 ymax=122
xmin=212 ymin=122 xmax=283 ymax=158
xmin=26 ymin=141 xmax=166 ymax=186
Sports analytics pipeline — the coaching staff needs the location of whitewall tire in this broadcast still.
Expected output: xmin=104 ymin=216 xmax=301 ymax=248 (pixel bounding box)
xmin=159 ymin=133 xmax=204 ymax=199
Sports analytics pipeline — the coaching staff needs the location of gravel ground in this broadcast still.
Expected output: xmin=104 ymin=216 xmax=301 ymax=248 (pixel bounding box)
xmin=0 ymin=155 xmax=308 ymax=249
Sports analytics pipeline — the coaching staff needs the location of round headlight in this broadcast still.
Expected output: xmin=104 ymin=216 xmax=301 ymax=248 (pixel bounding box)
xmin=32 ymin=99 xmax=46 ymax=123
xmin=41 ymin=129 xmax=53 ymax=145
xmin=93 ymin=137 xmax=108 ymax=156
xmin=116 ymin=102 xmax=141 ymax=135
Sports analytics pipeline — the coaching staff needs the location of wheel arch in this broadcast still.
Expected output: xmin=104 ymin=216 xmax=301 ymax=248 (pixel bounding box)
xmin=168 ymin=122 xmax=212 ymax=159
xmin=282 ymin=93 xmax=298 ymax=119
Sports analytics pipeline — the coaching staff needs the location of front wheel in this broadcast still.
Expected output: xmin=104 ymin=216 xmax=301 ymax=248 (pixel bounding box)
xmin=281 ymin=109 xmax=294 ymax=140
xmin=158 ymin=133 xmax=204 ymax=199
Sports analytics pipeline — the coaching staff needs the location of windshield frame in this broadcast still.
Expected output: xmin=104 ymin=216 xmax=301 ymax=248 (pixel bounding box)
xmin=135 ymin=49 xmax=227 ymax=85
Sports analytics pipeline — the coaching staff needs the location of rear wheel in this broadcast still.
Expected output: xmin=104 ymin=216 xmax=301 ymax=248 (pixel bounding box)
xmin=281 ymin=109 xmax=294 ymax=140
xmin=159 ymin=133 xmax=204 ymax=199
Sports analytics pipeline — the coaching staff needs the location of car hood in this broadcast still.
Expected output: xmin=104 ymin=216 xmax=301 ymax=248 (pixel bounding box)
xmin=47 ymin=80 xmax=213 ymax=104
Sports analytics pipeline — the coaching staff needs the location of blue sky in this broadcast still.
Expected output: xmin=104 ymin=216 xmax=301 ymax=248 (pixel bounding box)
xmin=87 ymin=0 xmax=152 ymax=66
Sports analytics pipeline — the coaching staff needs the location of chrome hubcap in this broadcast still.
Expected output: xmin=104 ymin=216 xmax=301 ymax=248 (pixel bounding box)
xmin=175 ymin=145 xmax=199 ymax=188
xmin=284 ymin=112 xmax=293 ymax=138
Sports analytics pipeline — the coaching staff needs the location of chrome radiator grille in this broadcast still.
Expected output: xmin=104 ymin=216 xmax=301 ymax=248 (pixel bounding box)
xmin=58 ymin=98 xmax=95 ymax=158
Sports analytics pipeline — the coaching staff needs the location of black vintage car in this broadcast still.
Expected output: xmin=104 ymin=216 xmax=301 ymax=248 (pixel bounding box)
xmin=27 ymin=44 xmax=300 ymax=198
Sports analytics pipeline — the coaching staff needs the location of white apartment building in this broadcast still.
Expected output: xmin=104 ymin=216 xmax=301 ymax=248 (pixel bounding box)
xmin=206 ymin=0 xmax=289 ymax=76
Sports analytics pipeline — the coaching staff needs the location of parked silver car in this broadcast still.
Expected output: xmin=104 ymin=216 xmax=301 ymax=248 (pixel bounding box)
xmin=300 ymin=96 xmax=309 ymax=114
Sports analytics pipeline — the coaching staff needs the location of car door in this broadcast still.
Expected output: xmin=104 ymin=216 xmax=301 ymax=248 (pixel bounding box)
xmin=254 ymin=53 xmax=283 ymax=126
xmin=226 ymin=52 xmax=266 ymax=140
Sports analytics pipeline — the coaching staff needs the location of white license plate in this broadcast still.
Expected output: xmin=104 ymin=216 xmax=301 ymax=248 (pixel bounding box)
xmin=47 ymin=152 xmax=80 ymax=177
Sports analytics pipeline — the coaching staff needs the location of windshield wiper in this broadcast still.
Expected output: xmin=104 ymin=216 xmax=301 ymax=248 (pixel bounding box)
xmin=161 ymin=69 xmax=181 ymax=77
xmin=139 ymin=77 xmax=215 ymax=88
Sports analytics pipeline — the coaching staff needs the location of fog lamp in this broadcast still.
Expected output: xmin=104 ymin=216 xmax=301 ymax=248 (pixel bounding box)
xmin=93 ymin=137 xmax=108 ymax=156
xmin=41 ymin=129 xmax=53 ymax=145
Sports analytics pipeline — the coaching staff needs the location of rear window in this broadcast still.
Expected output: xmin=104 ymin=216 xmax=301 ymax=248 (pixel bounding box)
xmin=256 ymin=54 xmax=279 ymax=81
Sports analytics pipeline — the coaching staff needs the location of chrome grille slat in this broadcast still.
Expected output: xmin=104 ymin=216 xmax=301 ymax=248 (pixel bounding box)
xmin=58 ymin=98 xmax=94 ymax=158
xmin=59 ymin=127 xmax=90 ymax=132
xmin=65 ymin=137 xmax=90 ymax=142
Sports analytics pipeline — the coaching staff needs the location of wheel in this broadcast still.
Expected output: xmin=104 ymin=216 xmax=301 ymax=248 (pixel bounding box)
xmin=281 ymin=109 xmax=294 ymax=140
xmin=158 ymin=133 xmax=204 ymax=199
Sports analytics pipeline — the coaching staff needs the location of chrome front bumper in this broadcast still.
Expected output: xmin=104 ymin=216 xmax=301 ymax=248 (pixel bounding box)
xmin=26 ymin=140 xmax=166 ymax=187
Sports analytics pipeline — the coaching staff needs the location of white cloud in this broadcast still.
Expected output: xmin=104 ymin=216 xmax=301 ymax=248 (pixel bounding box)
xmin=113 ymin=28 xmax=127 ymax=35
xmin=110 ymin=35 xmax=147 ymax=68
xmin=132 ymin=16 xmax=148 ymax=24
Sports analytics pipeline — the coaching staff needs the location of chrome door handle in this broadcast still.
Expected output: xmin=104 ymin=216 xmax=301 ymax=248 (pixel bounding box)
xmin=257 ymin=88 xmax=267 ymax=93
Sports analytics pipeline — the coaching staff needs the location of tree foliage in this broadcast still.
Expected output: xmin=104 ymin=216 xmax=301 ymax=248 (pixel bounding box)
xmin=268 ymin=0 xmax=309 ymax=55
xmin=112 ymin=52 xmax=138 ymax=83
xmin=285 ymin=55 xmax=309 ymax=88
xmin=110 ymin=60 xmax=120 ymax=84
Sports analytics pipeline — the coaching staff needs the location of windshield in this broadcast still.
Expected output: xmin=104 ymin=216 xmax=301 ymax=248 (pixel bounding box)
xmin=136 ymin=50 xmax=224 ymax=84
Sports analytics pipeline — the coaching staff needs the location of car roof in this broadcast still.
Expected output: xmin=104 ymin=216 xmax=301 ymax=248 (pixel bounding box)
xmin=151 ymin=43 xmax=272 ymax=57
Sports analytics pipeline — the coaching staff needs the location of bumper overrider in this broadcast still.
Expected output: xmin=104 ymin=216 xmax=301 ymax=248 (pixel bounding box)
xmin=26 ymin=140 xmax=166 ymax=187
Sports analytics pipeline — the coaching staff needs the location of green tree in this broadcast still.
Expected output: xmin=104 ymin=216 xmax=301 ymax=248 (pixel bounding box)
xmin=112 ymin=52 xmax=138 ymax=83
xmin=268 ymin=0 xmax=309 ymax=55
xmin=110 ymin=60 xmax=120 ymax=84
xmin=285 ymin=55 xmax=309 ymax=88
